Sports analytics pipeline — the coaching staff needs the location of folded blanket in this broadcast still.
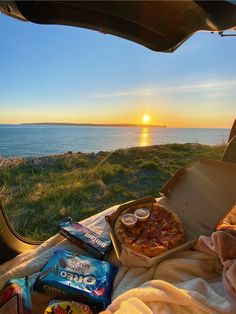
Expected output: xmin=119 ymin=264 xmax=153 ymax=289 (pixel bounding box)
xmin=102 ymin=279 xmax=232 ymax=314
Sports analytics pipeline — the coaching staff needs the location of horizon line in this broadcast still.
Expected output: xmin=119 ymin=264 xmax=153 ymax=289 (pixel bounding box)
xmin=1 ymin=122 xmax=167 ymax=128
xmin=0 ymin=122 xmax=231 ymax=129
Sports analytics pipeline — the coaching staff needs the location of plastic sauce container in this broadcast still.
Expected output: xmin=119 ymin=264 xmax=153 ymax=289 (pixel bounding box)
xmin=121 ymin=213 xmax=137 ymax=227
xmin=134 ymin=208 xmax=150 ymax=222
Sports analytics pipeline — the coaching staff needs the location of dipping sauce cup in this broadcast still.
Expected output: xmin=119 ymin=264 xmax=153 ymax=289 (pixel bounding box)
xmin=134 ymin=208 xmax=150 ymax=222
xmin=122 ymin=213 xmax=137 ymax=227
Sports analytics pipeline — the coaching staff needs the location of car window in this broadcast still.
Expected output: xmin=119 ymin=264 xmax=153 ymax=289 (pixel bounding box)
xmin=0 ymin=14 xmax=235 ymax=241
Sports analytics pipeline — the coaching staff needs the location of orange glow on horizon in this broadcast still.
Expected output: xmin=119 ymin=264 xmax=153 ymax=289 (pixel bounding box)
xmin=0 ymin=106 xmax=233 ymax=128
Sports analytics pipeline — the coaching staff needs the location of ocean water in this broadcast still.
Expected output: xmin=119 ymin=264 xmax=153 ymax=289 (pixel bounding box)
xmin=0 ymin=125 xmax=230 ymax=158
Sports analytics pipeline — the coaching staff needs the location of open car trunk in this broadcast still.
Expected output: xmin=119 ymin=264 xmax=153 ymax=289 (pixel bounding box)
xmin=1 ymin=1 xmax=236 ymax=52
xmin=0 ymin=1 xmax=236 ymax=313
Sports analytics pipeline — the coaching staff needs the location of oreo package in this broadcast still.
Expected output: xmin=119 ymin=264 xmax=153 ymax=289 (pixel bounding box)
xmin=34 ymin=250 xmax=117 ymax=310
xmin=59 ymin=217 xmax=112 ymax=260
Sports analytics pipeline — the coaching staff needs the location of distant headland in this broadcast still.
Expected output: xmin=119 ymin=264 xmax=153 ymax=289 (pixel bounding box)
xmin=20 ymin=122 xmax=167 ymax=127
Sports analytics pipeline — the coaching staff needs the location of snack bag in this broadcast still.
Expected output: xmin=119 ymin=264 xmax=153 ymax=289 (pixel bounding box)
xmin=44 ymin=299 xmax=93 ymax=313
xmin=0 ymin=278 xmax=32 ymax=314
xmin=34 ymin=250 xmax=117 ymax=310
xmin=59 ymin=217 xmax=112 ymax=260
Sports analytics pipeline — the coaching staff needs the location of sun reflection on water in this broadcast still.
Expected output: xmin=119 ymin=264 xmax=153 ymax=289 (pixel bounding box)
xmin=139 ymin=127 xmax=152 ymax=147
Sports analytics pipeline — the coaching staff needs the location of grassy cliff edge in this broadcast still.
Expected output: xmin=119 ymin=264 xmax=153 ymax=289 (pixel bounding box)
xmin=0 ymin=143 xmax=225 ymax=240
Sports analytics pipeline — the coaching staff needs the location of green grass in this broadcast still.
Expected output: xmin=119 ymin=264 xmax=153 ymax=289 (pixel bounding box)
xmin=0 ymin=143 xmax=225 ymax=240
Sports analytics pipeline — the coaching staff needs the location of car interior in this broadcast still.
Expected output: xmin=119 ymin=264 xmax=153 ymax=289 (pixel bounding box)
xmin=0 ymin=1 xmax=236 ymax=314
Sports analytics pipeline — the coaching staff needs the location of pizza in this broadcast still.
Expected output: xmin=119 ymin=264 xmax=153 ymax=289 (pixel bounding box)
xmin=115 ymin=203 xmax=185 ymax=258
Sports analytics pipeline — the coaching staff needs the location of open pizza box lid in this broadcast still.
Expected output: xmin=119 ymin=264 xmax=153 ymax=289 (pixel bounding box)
xmin=105 ymin=158 xmax=236 ymax=267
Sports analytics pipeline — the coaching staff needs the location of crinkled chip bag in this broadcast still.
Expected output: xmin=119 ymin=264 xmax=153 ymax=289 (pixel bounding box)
xmin=44 ymin=299 xmax=93 ymax=313
xmin=34 ymin=250 xmax=117 ymax=310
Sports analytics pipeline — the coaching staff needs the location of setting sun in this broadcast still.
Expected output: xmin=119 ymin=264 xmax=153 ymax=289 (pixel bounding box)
xmin=142 ymin=115 xmax=151 ymax=124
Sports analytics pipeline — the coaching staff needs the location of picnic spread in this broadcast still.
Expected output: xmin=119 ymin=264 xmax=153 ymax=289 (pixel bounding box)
xmin=0 ymin=200 xmax=235 ymax=314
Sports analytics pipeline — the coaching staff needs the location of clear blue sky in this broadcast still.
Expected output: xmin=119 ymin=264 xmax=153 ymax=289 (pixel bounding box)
xmin=0 ymin=13 xmax=236 ymax=127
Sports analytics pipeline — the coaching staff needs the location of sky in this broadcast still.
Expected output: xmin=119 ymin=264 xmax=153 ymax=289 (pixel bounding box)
xmin=0 ymin=13 xmax=236 ymax=128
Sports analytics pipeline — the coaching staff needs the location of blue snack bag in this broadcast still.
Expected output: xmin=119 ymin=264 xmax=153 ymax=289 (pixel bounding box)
xmin=59 ymin=217 xmax=112 ymax=260
xmin=34 ymin=250 xmax=117 ymax=310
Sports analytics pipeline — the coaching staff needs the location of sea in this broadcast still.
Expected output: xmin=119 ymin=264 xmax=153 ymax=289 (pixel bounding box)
xmin=0 ymin=125 xmax=230 ymax=158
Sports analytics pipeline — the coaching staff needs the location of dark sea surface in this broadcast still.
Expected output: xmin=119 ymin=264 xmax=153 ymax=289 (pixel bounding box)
xmin=0 ymin=125 xmax=230 ymax=158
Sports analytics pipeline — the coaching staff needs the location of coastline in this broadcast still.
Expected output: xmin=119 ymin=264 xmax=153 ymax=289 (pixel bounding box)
xmin=20 ymin=123 xmax=167 ymax=128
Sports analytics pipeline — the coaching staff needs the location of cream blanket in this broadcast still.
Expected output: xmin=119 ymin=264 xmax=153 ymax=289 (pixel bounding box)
xmin=103 ymin=251 xmax=233 ymax=314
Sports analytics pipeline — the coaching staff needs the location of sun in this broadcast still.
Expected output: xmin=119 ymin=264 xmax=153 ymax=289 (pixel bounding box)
xmin=142 ymin=114 xmax=151 ymax=124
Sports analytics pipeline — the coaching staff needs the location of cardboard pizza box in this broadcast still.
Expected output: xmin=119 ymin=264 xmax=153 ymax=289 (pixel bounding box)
xmin=105 ymin=158 xmax=236 ymax=267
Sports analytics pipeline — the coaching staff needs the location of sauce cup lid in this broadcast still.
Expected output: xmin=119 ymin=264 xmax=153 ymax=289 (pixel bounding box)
xmin=122 ymin=213 xmax=137 ymax=227
xmin=134 ymin=208 xmax=150 ymax=220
